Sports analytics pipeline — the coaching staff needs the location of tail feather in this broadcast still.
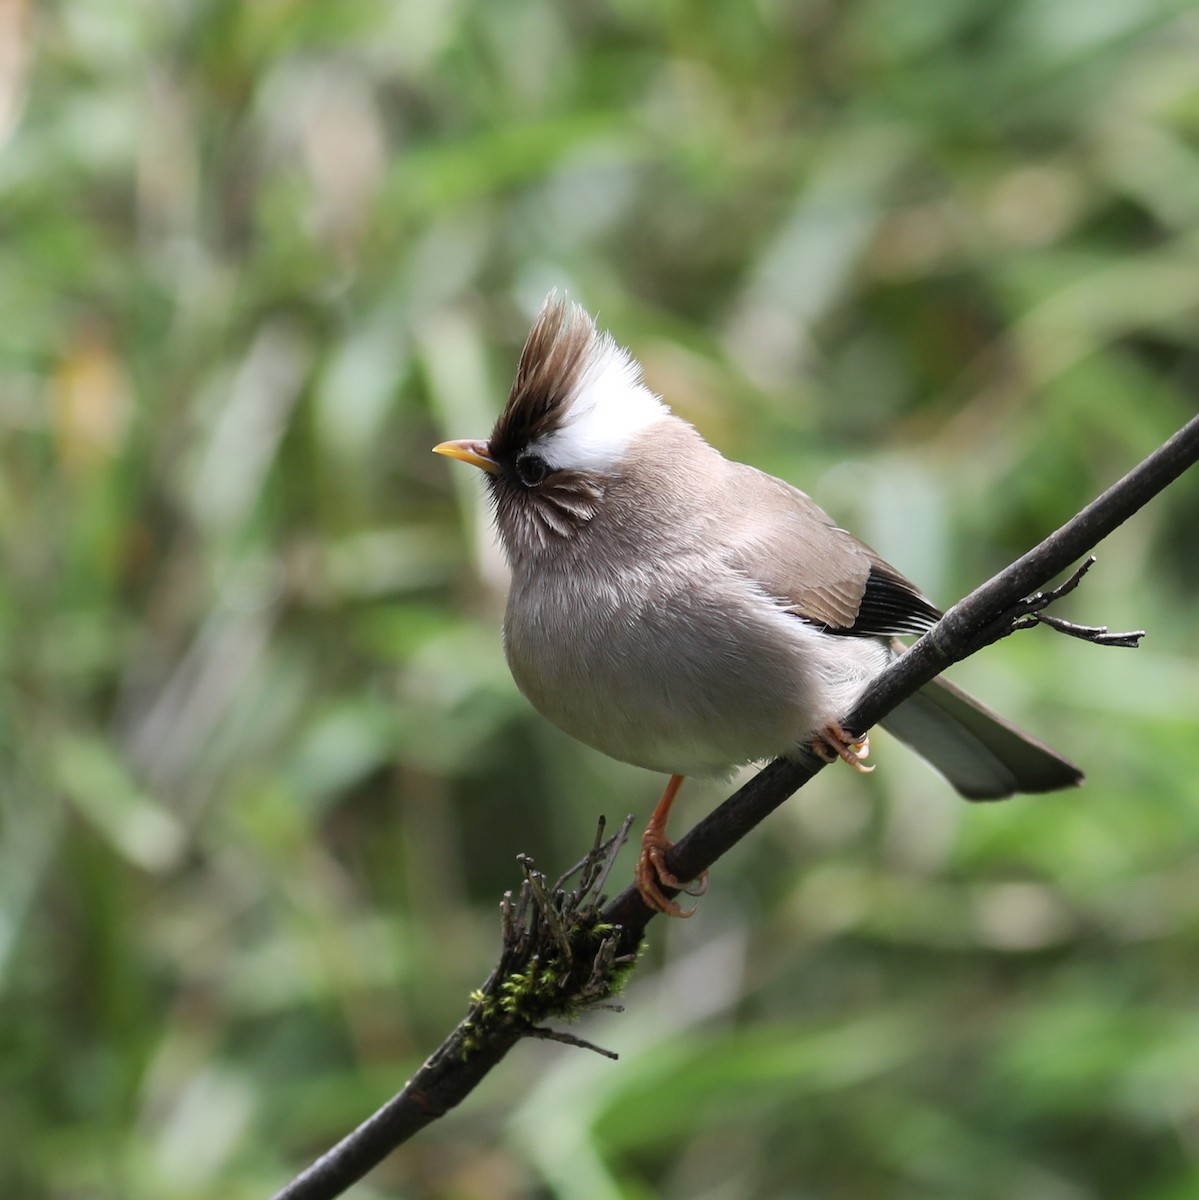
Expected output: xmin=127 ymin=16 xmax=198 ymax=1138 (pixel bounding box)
xmin=879 ymin=675 xmax=1083 ymax=800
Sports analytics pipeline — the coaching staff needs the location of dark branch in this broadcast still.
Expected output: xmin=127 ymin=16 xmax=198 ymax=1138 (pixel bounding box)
xmin=270 ymin=412 xmax=1199 ymax=1200
xmin=269 ymin=817 xmax=635 ymax=1200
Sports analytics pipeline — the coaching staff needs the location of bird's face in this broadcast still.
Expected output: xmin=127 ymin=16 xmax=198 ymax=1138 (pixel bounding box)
xmin=435 ymin=296 xmax=669 ymax=562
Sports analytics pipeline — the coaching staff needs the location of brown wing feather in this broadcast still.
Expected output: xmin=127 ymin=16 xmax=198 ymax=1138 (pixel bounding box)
xmin=721 ymin=462 xmax=940 ymax=638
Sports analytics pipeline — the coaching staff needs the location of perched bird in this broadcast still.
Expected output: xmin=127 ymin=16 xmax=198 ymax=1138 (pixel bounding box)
xmin=435 ymin=296 xmax=1082 ymax=916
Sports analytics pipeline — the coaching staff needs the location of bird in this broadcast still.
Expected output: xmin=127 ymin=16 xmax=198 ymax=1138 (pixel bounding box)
xmin=434 ymin=294 xmax=1083 ymax=916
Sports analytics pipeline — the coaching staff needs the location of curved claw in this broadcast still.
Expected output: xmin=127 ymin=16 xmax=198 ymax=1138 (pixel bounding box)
xmin=811 ymin=725 xmax=875 ymax=774
xmin=637 ymin=833 xmax=704 ymax=918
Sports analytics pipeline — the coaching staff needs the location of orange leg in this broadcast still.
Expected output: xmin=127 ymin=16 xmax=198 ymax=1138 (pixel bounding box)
xmin=811 ymin=725 xmax=874 ymax=773
xmin=635 ymin=774 xmax=710 ymax=918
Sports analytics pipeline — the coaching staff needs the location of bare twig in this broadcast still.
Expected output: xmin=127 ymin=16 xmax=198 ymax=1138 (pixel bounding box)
xmin=270 ymin=412 xmax=1199 ymax=1200
xmin=977 ymin=558 xmax=1145 ymax=649
xmin=1030 ymin=613 xmax=1145 ymax=648
xmin=525 ymin=1026 xmax=621 ymax=1060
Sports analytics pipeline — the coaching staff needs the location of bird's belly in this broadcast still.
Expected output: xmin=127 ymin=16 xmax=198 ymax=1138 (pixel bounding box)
xmin=503 ymin=574 xmax=888 ymax=777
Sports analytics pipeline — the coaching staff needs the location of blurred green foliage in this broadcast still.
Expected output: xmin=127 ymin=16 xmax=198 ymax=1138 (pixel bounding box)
xmin=1 ymin=0 xmax=1198 ymax=1197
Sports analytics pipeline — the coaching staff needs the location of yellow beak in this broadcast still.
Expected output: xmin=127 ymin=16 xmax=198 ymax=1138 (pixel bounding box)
xmin=432 ymin=439 xmax=499 ymax=474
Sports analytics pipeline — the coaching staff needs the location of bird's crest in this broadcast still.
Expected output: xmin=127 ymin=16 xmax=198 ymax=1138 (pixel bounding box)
xmin=490 ymin=293 xmax=668 ymax=472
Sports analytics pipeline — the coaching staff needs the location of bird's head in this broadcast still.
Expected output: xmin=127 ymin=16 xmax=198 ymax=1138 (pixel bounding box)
xmin=434 ymin=294 xmax=670 ymax=560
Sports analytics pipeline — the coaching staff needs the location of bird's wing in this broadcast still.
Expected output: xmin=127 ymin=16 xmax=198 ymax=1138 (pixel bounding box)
xmin=720 ymin=462 xmax=941 ymax=638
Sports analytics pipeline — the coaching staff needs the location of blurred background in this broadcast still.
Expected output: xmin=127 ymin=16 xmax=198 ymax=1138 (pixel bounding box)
xmin=2 ymin=1 xmax=1198 ymax=1197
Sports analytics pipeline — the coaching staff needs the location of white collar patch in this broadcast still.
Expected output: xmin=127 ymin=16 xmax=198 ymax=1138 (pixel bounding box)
xmin=532 ymin=333 xmax=669 ymax=473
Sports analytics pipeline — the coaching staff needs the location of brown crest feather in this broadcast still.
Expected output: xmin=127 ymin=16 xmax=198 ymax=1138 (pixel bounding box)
xmin=489 ymin=295 xmax=598 ymax=460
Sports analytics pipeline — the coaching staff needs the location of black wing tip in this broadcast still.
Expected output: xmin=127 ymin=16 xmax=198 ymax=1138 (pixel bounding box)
xmin=821 ymin=564 xmax=941 ymax=639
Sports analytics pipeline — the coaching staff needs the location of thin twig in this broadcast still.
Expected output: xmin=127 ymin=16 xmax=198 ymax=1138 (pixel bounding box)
xmin=976 ymin=557 xmax=1144 ymax=649
xmin=588 ymin=814 xmax=636 ymax=903
xmin=553 ymin=815 xmax=609 ymax=894
xmin=1031 ymin=614 xmax=1144 ymax=648
xmin=525 ymin=1026 xmax=620 ymax=1060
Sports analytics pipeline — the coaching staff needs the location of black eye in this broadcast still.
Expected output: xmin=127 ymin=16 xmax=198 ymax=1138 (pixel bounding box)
xmin=515 ymin=452 xmax=549 ymax=488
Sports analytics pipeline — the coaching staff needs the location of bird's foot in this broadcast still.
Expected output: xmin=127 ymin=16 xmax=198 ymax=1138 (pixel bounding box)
xmin=636 ymin=828 xmax=709 ymax=919
xmin=811 ymin=725 xmax=874 ymax=773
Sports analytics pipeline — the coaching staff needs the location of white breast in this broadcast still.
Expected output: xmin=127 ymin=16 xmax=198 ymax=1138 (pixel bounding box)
xmin=503 ymin=560 xmax=892 ymax=778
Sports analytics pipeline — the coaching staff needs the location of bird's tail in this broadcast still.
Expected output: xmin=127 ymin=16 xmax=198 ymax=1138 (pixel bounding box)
xmin=879 ymin=674 xmax=1083 ymax=800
